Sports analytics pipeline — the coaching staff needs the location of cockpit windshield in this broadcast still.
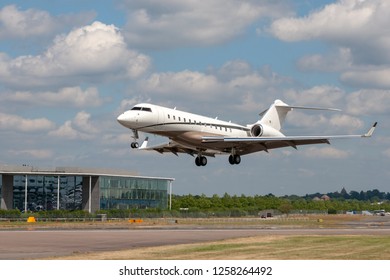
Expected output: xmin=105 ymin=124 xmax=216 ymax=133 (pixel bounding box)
xmin=131 ymin=107 xmax=152 ymax=112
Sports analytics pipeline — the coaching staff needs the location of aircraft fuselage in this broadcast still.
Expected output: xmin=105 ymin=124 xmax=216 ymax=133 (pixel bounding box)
xmin=117 ymin=103 xmax=267 ymax=150
xmin=116 ymin=100 xmax=377 ymax=166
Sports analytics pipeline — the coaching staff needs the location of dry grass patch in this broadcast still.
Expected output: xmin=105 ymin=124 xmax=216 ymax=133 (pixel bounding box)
xmin=48 ymin=235 xmax=390 ymax=260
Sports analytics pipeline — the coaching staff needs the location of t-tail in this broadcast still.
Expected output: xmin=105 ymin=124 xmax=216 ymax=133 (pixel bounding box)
xmin=259 ymin=99 xmax=341 ymax=131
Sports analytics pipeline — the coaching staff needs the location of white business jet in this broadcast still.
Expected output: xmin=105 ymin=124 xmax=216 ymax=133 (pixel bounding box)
xmin=117 ymin=99 xmax=377 ymax=167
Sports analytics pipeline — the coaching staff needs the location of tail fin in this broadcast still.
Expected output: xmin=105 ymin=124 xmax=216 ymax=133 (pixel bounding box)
xmin=259 ymin=99 xmax=341 ymax=131
xmin=259 ymin=100 xmax=291 ymax=131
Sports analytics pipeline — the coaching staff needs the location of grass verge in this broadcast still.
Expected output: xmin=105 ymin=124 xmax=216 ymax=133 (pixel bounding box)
xmin=48 ymin=235 xmax=390 ymax=260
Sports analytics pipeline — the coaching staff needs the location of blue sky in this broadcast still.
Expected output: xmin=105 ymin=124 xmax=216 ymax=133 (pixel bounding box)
xmin=1 ymin=0 xmax=389 ymax=196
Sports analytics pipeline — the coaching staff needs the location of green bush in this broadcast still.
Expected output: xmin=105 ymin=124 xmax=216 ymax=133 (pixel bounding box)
xmin=0 ymin=209 xmax=21 ymax=218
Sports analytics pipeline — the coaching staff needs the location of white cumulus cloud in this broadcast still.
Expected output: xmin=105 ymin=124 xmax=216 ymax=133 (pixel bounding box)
xmin=0 ymin=113 xmax=55 ymax=132
xmin=346 ymin=89 xmax=390 ymax=115
xmin=0 ymin=87 xmax=104 ymax=108
xmin=341 ymin=68 xmax=390 ymax=88
xmin=122 ymin=0 xmax=291 ymax=48
xmin=137 ymin=61 xmax=291 ymax=110
xmin=269 ymin=0 xmax=390 ymax=65
xmin=297 ymin=48 xmax=353 ymax=72
xmin=0 ymin=21 xmax=151 ymax=89
xmin=284 ymin=85 xmax=344 ymax=108
xmin=0 ymin=5 xmax=95 ymax=39
xmin=140 ymin=70 xmax=222 ymax=101
xmin=303 ymin=146 xmax=350 ymax=159
xmin=49 ymin=111 xmax=99 ymax=140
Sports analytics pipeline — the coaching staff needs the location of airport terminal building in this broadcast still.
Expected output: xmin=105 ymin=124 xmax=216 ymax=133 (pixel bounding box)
xmin=0 ymin=165 xmax=174 ymax=213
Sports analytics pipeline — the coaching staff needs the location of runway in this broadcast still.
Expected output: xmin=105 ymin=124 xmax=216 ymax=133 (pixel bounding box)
xmin=1 ymin=227 xmax=390 ymax=259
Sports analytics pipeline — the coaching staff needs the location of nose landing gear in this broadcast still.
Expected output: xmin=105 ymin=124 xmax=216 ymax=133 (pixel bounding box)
xmin=130 ymin=142 xmax=139 ymax=149
xmin=130 ymin=129 xmax=139 ymax=149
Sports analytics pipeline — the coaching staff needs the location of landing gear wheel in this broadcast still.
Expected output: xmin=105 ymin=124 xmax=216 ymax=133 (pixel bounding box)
xmin=229 ymin=155 xmax=235 ymax=165
xmin=229 ymin=155 xmax=241 ymax=165
xmin=131 ymin=142 xmax=139 ymax=149
xmin=195 ymin=156 xmax=207 ymax=166
xmin=200 ymin=156 xmax=207 ymax=166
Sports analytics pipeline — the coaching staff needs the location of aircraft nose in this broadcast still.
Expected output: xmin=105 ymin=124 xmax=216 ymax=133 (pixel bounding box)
xmin=117 ymin=113 xmax=128 ymax=126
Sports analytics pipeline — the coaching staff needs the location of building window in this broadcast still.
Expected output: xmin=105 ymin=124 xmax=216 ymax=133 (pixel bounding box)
xmin=99 ymin=177 xmax=169 ymax=210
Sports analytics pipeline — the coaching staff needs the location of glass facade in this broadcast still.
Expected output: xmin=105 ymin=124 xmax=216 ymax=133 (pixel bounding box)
xmin=12 ymin=175 xmax=83 ymax=211
xmin=1 ymin=174 xmax=170 ymax=211
xmin=100 ymin=176 xmax=169 ymax=209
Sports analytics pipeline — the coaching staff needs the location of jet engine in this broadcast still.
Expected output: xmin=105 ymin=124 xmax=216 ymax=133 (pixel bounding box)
xmin=250 ymin=124 xmax=263 ymax=137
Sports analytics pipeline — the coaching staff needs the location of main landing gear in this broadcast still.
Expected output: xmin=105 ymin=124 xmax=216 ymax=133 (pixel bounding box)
xmin=195 ymin=155 xmax=241 ymax=166
xmin=195 ymin=156 xmax=207 ymax=166
xmin=229 ymin=154 xmax=241 ymax=165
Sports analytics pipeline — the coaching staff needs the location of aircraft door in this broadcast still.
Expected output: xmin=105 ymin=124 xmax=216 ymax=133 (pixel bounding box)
xmin=155 ymin=107 xmax=165 ymax=131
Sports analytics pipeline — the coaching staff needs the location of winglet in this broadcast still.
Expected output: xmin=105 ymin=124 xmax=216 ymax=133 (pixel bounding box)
xmin=139 ymin=137 xmax=149 ymax=149
xmin=363 ymin=122 xmax=378 ymax=137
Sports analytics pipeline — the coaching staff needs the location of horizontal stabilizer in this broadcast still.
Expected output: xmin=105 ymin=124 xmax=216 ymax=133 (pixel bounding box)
xmin=276 ymin=104 xmax=341 ymax=112
xmin=259 ymin=99 xmax=341 ymax=132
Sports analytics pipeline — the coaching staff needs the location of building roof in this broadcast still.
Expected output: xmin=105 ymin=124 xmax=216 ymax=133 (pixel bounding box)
xmin=0 ymin=164 xmax=174 ymax=181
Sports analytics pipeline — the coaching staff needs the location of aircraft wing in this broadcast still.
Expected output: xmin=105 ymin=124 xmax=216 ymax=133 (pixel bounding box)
xmin=138 ymin=138 xmax=221 ymax=157
xmin=202 ymin=122 xmax=377 ymax=156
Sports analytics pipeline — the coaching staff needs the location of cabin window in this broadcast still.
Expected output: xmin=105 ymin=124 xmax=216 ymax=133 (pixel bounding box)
xmin=173 ymin=116 xmax=176 ymax=120
xmin=189 ymin=119 xmax=191 ymax=123
xmin=168 ymin=114 xmax=170 ymax=119
xmin=178 ymin=117 xmax=181 ymax=121
xmin=184 ymin=118 xmax=186 ymax=122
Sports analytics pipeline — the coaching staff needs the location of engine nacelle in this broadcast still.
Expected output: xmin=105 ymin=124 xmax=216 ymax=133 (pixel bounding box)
xmin=250 ymin=124 xmax=263 ymax=137
xmin=249 ymin=123 xmax=285 ymax=137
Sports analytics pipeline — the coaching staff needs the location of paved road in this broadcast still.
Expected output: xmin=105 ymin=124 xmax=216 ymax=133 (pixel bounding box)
xmin=1 ymin=227 xmax=390 ymax=259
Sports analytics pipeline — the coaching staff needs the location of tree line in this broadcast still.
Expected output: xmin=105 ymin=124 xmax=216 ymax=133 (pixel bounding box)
xmin=1 ymin=188 xmax=389 ymax=219
xmin=171 ymin=188 xmax=390 ymax=214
